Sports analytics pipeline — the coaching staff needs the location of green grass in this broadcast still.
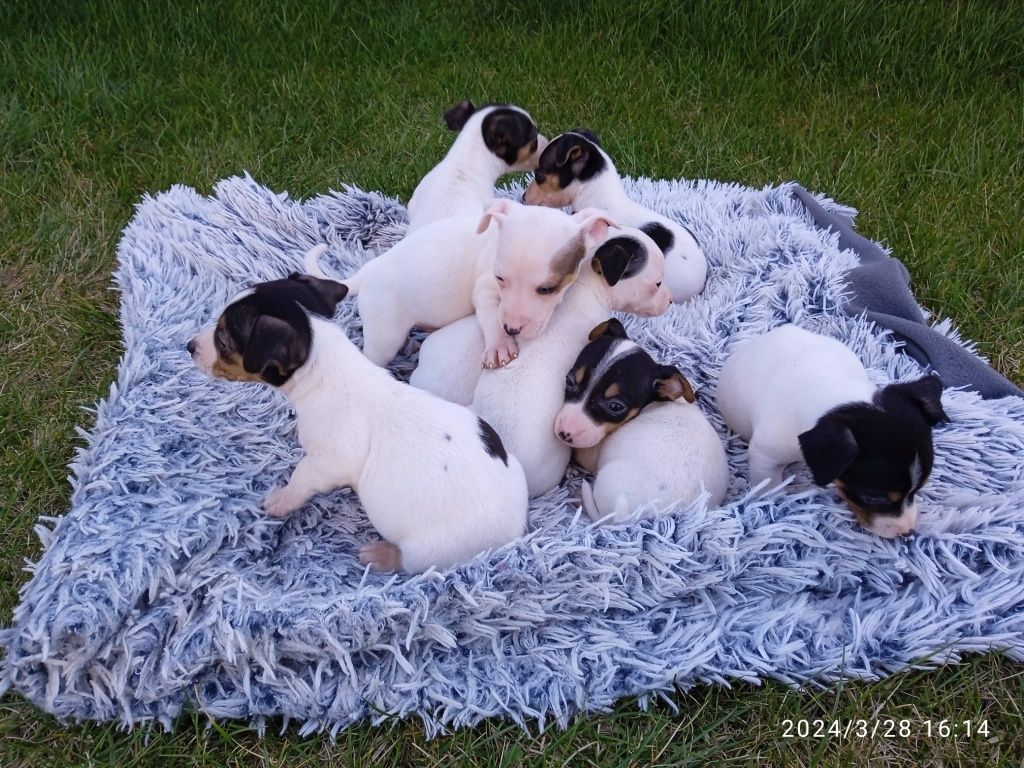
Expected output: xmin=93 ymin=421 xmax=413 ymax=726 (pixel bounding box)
xmin=1 ymin=0 xmax=1022 ymax=765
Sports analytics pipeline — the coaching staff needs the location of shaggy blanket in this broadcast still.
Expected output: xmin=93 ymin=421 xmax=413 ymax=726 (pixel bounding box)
xmin=2 ymin=174 xmax=1023 ymax=736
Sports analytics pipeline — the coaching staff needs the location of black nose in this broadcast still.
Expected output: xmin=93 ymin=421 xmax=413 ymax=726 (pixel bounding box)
xmin=558 ymin=431 xmax=572 ymax=443
xmin=504 ymin=325 xmax=521 ymax=337
xmin=187 ymin=339 xmax=197 ymax=355
xmin=900 ymin=528 xmax=916 ymax=538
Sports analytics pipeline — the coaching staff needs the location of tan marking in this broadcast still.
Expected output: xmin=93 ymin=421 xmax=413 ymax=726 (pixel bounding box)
xmin=211 ymin=352 xmax=261 ymax=382
xmin=887 ymin=490 xmax=902 ymax=503
xmin=588 ymin=320 xmax=611 ymax=341
xmin=574 ymin=367 xmax=586 ymax=384
xmin=549 ymin=235 xmax=585 ymax=282
xmin=604 ymin=383 xmax=620 ymax=398
xmin=834 ymin=484 xmax=874 ymax=529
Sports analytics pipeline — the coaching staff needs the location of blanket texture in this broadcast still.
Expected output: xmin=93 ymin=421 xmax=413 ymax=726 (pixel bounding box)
xmin=2 ymin=174 xmax=1023 ymax=736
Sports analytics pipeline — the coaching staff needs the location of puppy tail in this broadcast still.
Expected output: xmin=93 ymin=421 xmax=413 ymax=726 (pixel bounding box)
xmin=302 ymin=244 xmax=329 ymax=278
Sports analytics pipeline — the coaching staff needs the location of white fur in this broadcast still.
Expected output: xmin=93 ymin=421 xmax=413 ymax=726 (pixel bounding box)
xmin=407 ymin=105 xmax=547 ymax=232
xmin=572 ymin=401 xmax=729 ymax=524
xmin=193 ymin=316 xmax=528 ymax=572
xmin=524 ymin=140 xmax=708 ymax=303
xmin=409 ymin=223 xmax=671 ymax=406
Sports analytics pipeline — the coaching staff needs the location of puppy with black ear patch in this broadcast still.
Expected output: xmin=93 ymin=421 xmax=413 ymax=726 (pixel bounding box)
xmin=406 ymin=100 xmax=548 ymax=232
xmin=717 ymin=324 xmax=947 ymax=538
xmin=523 ymin=129 xmax=708 ymax=304
xmin=188 ymin=270 xmax=528 ymax=573
xmin=555 ymin=319 xmax=729 ymax=523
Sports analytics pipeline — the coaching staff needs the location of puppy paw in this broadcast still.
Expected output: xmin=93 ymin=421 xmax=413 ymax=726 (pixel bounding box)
xmin=481 ymin=338 xmax=519 ymax=369
xmin=359 ymin=540 xmax=402 ymax=571
xmin=262 ymin=486 xmax=301 ymax=518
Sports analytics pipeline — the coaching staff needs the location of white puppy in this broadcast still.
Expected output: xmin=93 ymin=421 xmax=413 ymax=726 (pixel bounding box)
xmin=327 ymin=203 xmax=607 ymax=368
xmin=410 ymin=219 xmax=673 ymax=406
xmin=554 ymin=318 xmax=729 ymax=522
xmin=469 ymin=225 xmax=673 ymax=496
xmin=188 ymin=272 xmax=528 ymax=572
xmin=717 ymin=324 xmax=947 ymax=538
xmin=523 ymin=129 xmax=708 ymax=303
xmin=407 ymin=100 xmax=547 ymax=232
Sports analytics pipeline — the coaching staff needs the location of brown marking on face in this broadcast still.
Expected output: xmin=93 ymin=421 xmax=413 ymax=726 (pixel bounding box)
xmin=604 ymin=383 xmax=620 ymax=398
xmin=534 ymin=174 xmax=563 ymax=192
xmin=549 ymin=236 xmax=585 ymax=283
xmin=207 ymin=314 xmax=259 ymax=382
xmin=515 ymin=136 xmax=539 ymax=165
xmin=834 ymin=483 xmax=874 ymax=529
xmin=887 ymin=490 xmax=902 ymax=503
xmin=574 ymin=366 xmax=587 ymax=385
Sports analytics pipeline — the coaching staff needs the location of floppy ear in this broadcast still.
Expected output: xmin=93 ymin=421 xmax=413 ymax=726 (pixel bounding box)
xmin=888 ymin=375 xmax=948 ymax=426
xmin=578 ymin=211 xmax=617 ymax=251
xmin=287 ymin=272 xmax=349 ymax=307
xmin=476 ymin=198 xmax=515 ymax=234
xmin=242 ymin=315 xmax=309 ymax=386
xmin=588 ymin=317 xmax=629 ymax=341
xmin=653 ymin=365 xmax=695 ymax=403
xmin=443 ymin=99 xmax=476 ymax=131
xmin=798 ymin=415 xmax=860 ymax=486
xmin=591 ymin=237 xmax=646 ymax=287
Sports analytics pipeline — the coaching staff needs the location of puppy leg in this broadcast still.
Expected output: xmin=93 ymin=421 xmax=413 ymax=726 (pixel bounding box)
xmin=747 ymin=437 xmax=787 ymax=491
xmin=359 ymin=540 xmax=402 ymax=571
xmin=357 ymin=293 xmax=415 ymax=366
xmin=472 ymin=275 xmax=518 ymax=369
xmin=263 ymin=458 xmax=336 ymax=517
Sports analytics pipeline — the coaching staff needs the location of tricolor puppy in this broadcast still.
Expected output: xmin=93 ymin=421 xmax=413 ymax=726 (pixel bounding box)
xmin=328 ymin=203 xmax=606 ymax=369
xmin=406 ymin=100 xmax=547 ymax=232
xmin=470 ymin=222 xmax=673 ymax=496
xmin=187 ymin=271 xmax=528 ymax=573
xmin=555 ymin=318 xmax=729 ymax=523
xmin=523 ymin=129 xmax=708 ymax=304
xmin=410 ymin=218 xmax=673 ymax=407
xmin=717 ymin=324 xmax=947 ymax=538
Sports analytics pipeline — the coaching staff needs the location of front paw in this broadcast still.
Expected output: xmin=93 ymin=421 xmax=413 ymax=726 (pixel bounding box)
xmin=481 ymin=337 xmax=519 ymax=369
xmin=262 ymin=486 xmax=302 ymax=517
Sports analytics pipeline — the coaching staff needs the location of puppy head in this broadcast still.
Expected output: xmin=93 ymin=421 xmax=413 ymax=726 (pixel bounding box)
xmin=444 ymin=99 xmax=547 ymax=171
xmin=480 ymin=201 xmax=614 ymax=339
xmin=798 ymin=375 xmax=947 ymax=538
xmin=523 ymin=129 xmax=607 ymax=208
xmin=188 ymin=273 xmax=348 ymax=387
xmin=554 ymin=318 xmax=694 ymax=448
xmin=589 ymin=223 xmax=672 ymax=316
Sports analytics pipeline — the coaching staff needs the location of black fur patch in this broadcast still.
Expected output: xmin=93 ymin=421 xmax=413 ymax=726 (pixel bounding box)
xmin=444 ymin=99 xmax=477 ymax=131
xmin=533 ymin=131 xmax=607 ymax=188
xmin=478 ymin=418 xmax=509 ymax=466
xmin=481 ymin=107 xmax=539 ymax=166
xmin=592 ymin=236 xmax=648 ymax=286
xmin=640 ymin=221 xmax=675 ymax=255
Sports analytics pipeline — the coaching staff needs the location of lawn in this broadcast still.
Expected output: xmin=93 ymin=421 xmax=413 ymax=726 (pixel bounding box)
xmin=1 ymin=0 xmax=1022 ymax=765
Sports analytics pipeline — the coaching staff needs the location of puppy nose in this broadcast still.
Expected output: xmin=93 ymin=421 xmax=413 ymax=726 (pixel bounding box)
xmin=504 ymin=324 xmax=521 ymax=337
xmin=900 ymin=528 xmax=916 ymax=538
xmin=187 ymin=339 xmax=197 ymax=355
xmin=558 ymin=431 xmax=572 ymax=443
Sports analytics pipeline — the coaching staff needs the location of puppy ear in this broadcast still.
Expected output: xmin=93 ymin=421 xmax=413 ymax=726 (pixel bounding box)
xmin=443 ymin=99 xmax=476 ymax=131
xmin=287 ymin=272 xmax=349 ymax=308
xmin=588 ymin=317 xmax=629 ymax=341
xmin=798 ymin=416 xmax=860 ymax=486
xmin=578 ymin=212 xmax=617 ymax=251
xmin=242 ymin=315 xmax=309 ymax=386
xmin=476 ymin=198 xmax=515 ymax=234
xmin=886 ymin=375 xmax=948 ymax=426
xmin=653 ymin=365 xmax=695 ymax=403
xmin=591 ymin=237 xmax=646 ymax=287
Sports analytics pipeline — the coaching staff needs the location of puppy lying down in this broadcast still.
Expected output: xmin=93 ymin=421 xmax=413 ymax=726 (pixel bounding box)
xmin=188 ymin=269 xmax=528 ymax=573
xmin=555 ymin=318 xmax=729 ymax=523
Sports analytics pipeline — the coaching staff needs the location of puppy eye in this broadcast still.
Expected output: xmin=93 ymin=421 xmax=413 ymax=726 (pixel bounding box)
xmin=536 ymin=285 xmax=558 ymax=295
xmin=495 ymin=275 xmax=505 ymax=284
xmin=860 ymin=493 xmax=896 ymax=507
xmin=604 ymin=399 xmax=627 ymax=415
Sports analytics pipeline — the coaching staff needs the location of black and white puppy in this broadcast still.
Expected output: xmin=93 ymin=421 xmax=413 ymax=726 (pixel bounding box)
xmin=187 ymin=271 xmax=528 ymax=572
xmin=406 ymin=100 xmax=547 ymax=232
xmin=717 ymin=324 xmax=947 ymax=538
xmin=523 ymin=129 xmax=708 ymax=304
xmin=556 ymin=319 xmax=729 ymax=522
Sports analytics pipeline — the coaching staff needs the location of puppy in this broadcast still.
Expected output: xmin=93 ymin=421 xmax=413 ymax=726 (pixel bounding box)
xmin=555 ymin=318 xmax=729 ymax=522
xmin=188 ymin=271 xmax=528 ymax=573
xmin=716 ymin=324 xmax=947 ymax=538
xmin=470 ymin=224 xmax=673 ymax=496
xmin=410 ymin=220 xmax=673 ymax=406
xmin=523 ymin=129 xmax=708 ymax=304
xmin=406 ymin=100 xmax=547 ymax=232
xmin=326 ymin=203 xmax=608 ymax=368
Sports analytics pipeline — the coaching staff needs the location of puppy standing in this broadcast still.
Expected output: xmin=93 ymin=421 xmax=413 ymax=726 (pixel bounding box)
xmin=410 ymin=221 xmax=673 ymax=406
xmin=188 ymin=272 xmax=528 ymax=573
xmin=523 ymin=129 xmax=708 ymax=304
xmin=554 ymin=319 xmax=729 ymax=522
xmin=330 ymin=203 xmax=602 ymax=368
xmin=470 ymin=225 xmax=673 ymax=496
xmin=407 ymin=100 xmax=547 ymax=232
xmin=717 ymin=324 xmax=947 ymax=538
